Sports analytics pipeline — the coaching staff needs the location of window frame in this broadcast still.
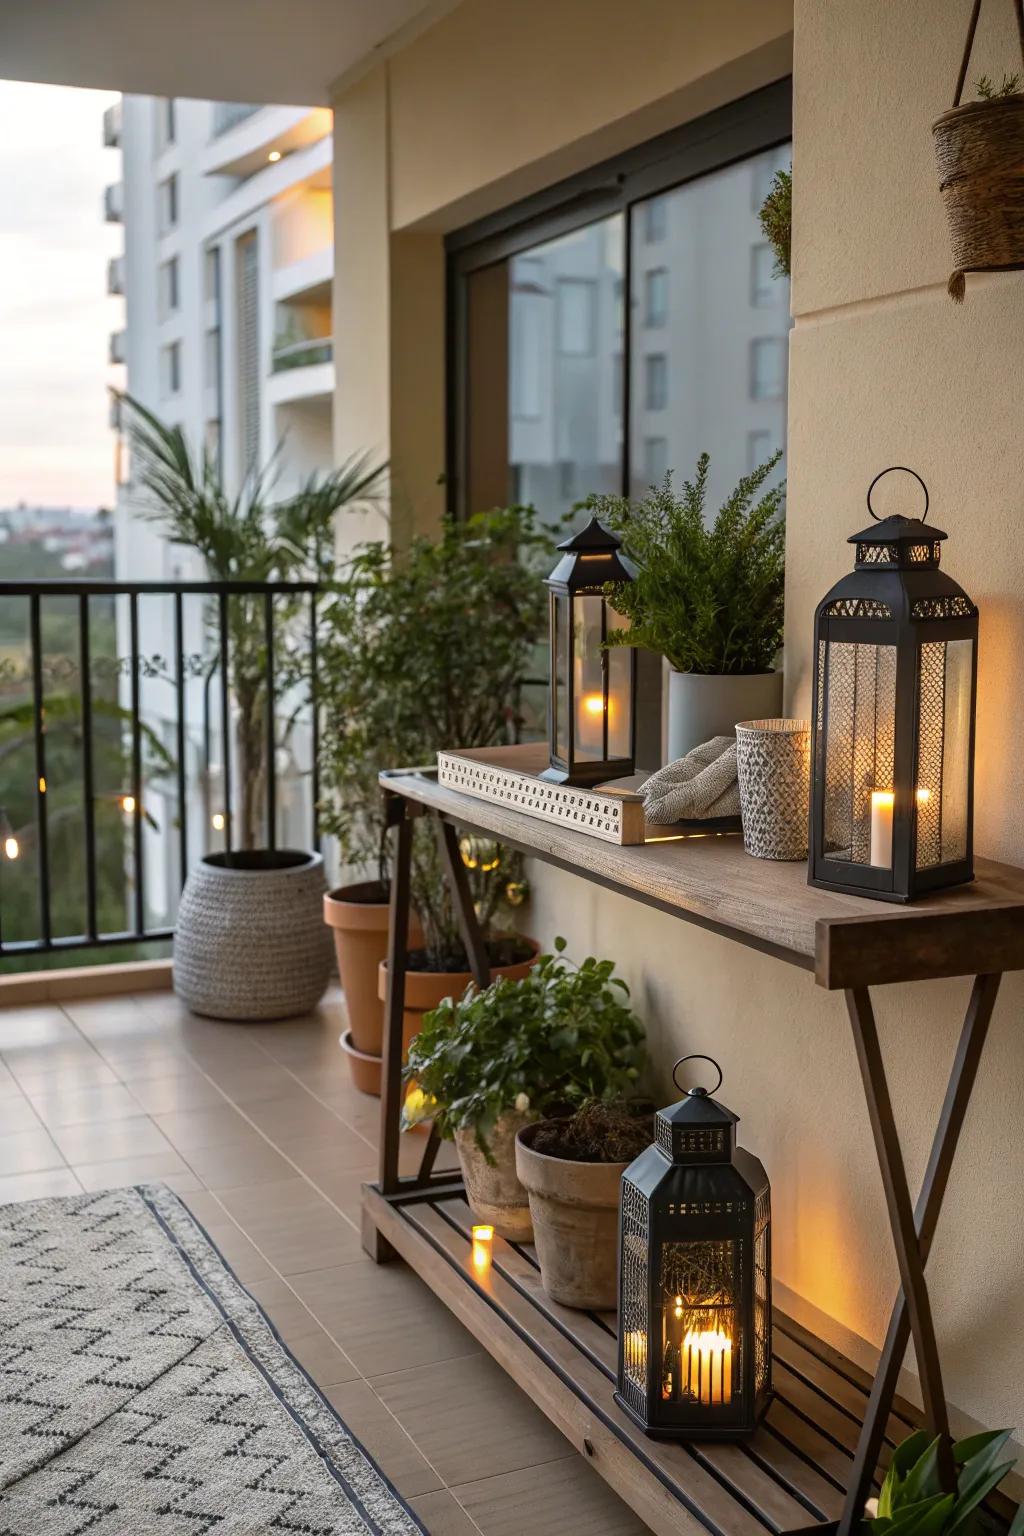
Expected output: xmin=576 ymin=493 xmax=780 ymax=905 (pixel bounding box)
xmin=445 ymin=77 xmax=791 ymax=517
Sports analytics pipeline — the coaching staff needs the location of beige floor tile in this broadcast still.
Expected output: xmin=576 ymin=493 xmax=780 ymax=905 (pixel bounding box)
xmin=175 ymin=1201 xmax=275 ymax=1284
xmin=0 ymin=1166 xmax=83 ymax=1203
xmin=28 ymin=1082 xmax=144 ymax=1128
xmin=182 ymin=1137 xmax=297 ymax=1191
xmin=451 ymin=1456 xmax=650 ymax=1536
xmin=152 ymin=1103 xmax=264 ymax=1152
xmin=371 ymin=1352 xmax=572 ymax=1488
xmin=0 ymin=1007 xmax=80 ymax=1051
xmin=297 ymin=1162 xmax=378 ymax=1224
xmin=0 ymin=1125 xmax=65 ymax=1176
xmin=6 ymin=1050 xmax=117 ymax=1094
xmin=290 ymin=1258 xmax=480 ymax=1377
xmin=72 ymin=1148 xmax=195 ymax=1192
xmin=0 ymin=1096 xmax=45 ymax=1134
xmin=241 ymin=1094 xmax=363 ymax=1146
xmin=244 ymin=1275 xmax=361 ymax=1388
xmin=0 ymin=1060 xmax=22 ymax=1098
xmin=124 ymin=1072 xmax=227 ymax=1115
xmin=98 ymin=1045 xmax=198 ymax=1079
xmin=50 ymin=1115 xmax=174 ymax=1165
xmin=216 ymin=1177 xmax=363 ymax=1275
xmin=197 ymin=1062 xmax=298 ymax=1104
xmin=409 ymin=1489 xmax=483 ymax=1536
xmin=325 ymin=1380 xmax=444 ymax=1498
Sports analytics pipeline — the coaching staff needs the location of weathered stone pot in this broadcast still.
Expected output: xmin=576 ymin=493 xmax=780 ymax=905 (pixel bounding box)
xmin=515 ymin=1120 xmax=628 ymax=1309
xmin=456 ymin=1112 xmax=535 ymax=1241
xmin=667 ymin=669 xmax=783 ymax=762
xmin=174 ymin=850 xmax=332 ymax=1021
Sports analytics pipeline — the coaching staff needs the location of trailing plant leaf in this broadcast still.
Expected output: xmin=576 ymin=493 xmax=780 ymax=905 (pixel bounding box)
xmin=758 ymin=166 xmax=792 ymax=278
xmin=592 ymin=454 xmax=785 ymax=675
xmin=403 ymin=943 xmax=646 ymax=1155
xmin=975 ymin=73 xmax=1022 ymax=99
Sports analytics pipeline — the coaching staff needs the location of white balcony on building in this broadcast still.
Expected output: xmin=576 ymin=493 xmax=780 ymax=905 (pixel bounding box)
xmin=267 ymin=338 xmax=334 ymax=405
xmin=107 ymin=253 xmax=126 ymax=295
xmin=102 ymin=99 xmax=122 ymax=147
xmin=109 ymin=328 xmax=127 ymax=365
xmin=103 ymin=181 xmax=124 ymax=222
xmin=200 ymin=104 xmax=332 ymax=180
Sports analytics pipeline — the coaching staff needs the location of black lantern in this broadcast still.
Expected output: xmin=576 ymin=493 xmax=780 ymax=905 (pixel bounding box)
xmin=809 ymin=467 xmax=978 ymax=902
xmin=542 ymin=516 xmax=637 ymax=787
xmin=616 ymin=1056 xmax=771 ymax=1440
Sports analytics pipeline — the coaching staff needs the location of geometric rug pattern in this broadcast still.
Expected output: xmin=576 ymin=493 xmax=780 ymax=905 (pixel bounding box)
xmin=0 ymin=1185 xmax=424 ymax=1534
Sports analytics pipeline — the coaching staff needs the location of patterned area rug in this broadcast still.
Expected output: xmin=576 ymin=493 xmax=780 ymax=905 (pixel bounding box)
xmin=0 ymin=1185 xmax=425 ymax=1534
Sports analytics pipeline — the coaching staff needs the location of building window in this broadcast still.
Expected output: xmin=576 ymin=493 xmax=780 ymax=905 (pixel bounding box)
xmin=236 ymin=231 xmax=260 ymax=473
xmin=643 ymin=436 xmax=669 ymax=484
xmin=556 ymin=277 xmax=596 ymax=356
xmin=165 ymin=99 xmax=176 ymax=145
xmin=159 ymin=256 xmax=179 ymax=318
xmin=155 ymin=98 xmax=176 ymax=151
xmin=204 ymin=247 xmax=221 ymax=304
xmin=644 ymin=195 xmax=668 ymax=243
xmin=750 ymin=244 xmax=775 ymax=307
xmin=159 ymin=174 xmax=178 ymax=234
xmin=644 ymin=353 xmax=668 ymax=411
xmin=161 ymin=341 xmax=181 ymax=396
xmin=204 ymin=328 xmax=221 ymax=390
xmin=750 ymin=337 xmax=786 ymax=400
xmin=644 ymin=267 xmax=668 ymax=328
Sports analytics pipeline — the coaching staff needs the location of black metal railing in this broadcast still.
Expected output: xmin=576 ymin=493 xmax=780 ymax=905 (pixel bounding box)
xmin=0 ymin=580 xmax=319 ymax=959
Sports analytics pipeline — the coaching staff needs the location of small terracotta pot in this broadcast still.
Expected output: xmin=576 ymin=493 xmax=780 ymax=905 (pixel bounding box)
xmin=456 ymin=1114 xmax=536 ymax=1241
xmin=376 ymin=939 xmax=539 ymax=1062
xmin=516 ymin=1120 xmax=629 ymax=1309
xmin=324 ymin=881 xmax=422 ymax=1059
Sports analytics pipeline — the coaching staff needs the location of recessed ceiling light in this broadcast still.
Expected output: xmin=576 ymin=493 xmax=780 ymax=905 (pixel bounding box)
xmin=268 ymin=150 xmax=282 ymax=163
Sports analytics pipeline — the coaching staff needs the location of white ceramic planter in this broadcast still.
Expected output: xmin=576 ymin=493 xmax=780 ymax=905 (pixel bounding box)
xmin=666 ymin=671 xmax=783 ymax=762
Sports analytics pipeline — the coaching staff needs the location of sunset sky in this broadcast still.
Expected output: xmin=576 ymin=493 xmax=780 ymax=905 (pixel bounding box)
xmin=0 ymin=80 xmax=122 ymax=512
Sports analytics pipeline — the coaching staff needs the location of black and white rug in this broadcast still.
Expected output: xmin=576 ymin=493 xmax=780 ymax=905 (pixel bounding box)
xmin=0 ymin=1184 xmax=425 ymax=1534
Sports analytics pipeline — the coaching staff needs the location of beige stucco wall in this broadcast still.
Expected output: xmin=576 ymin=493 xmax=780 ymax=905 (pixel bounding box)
xmin=330 ymin=0 xmax=1024 ymax=1435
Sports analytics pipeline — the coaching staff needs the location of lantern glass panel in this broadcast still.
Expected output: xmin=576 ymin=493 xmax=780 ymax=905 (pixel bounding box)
xmin=659 ymin=1239 xmax=738 ymax=1409
xmin=607 ymin=606 xmax=632 ymax=760
xmin=820 ymin=639 xmax=897 ymax=867
xmin=915 ymin=637 xmax=972 ymax=870
xmin=553 ymin=592 xmax=569 ymax=763
xmin=574 ymin=594 xmax=606 ymax=761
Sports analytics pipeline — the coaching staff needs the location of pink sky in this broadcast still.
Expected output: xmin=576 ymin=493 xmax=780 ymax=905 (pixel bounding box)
xmin=0 ymin=80 xmax=123 ymax=511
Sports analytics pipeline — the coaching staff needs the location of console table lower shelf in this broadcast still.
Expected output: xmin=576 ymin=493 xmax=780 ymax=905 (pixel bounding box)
xmin=363 ymin=1178 xmax=967 ymax=1536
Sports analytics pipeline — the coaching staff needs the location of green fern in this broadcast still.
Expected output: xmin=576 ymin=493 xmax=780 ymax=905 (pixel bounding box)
xmin=975 ymin=73 xmax=1022 ymax=100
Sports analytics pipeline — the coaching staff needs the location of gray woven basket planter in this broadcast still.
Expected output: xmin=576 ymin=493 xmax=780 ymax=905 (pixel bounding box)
xmin=174 ymin=850 xmax=333 ymax=1021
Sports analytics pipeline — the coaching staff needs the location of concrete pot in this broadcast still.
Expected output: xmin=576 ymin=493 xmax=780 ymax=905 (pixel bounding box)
xmin=515 ymin=1120 xmax=629 ymax=1309
xmin=324 ymin=881 xmax=422 ymax=1078
xmin=456 ymin=1112 xmax=535 ymax=1241
xmin=666 ymin=670 xmax=783 ymax=762
xmin=174 ymin=850 xmax=332 ymax=1021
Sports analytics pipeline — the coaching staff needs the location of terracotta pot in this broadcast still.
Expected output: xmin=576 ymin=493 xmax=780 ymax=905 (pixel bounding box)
xmin=516 ymin=1120 xmax=629 ymax=1309
xmin=376 ymin=939 xmax=539 ymax=1064
xmin=456 ymin=1114 xmax=536 ymax=1241
xmin=324 ymin=881 xmax=422 ymax=1058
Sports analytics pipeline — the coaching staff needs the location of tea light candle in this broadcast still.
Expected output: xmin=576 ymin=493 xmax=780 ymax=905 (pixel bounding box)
xmin=471 ymin=1224 xmax=494 ymax=1272
xmin=682 ymin=1328 xmax=733 ymax=1406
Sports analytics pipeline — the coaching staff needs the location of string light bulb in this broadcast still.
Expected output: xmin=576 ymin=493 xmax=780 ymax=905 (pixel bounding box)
xmin=268 ymin=149 xmax=282 ymax=162
xmin=211 ymin=811 xmax=226 ymax=831
xmin=0 ymin=810 xmax=18 ymax=861
xmin=120 ymin=793 xmax=136 ymax=816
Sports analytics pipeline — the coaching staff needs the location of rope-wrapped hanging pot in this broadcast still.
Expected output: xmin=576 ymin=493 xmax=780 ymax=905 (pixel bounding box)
xmin=933 ymin=0 xmax=1024 ymax=301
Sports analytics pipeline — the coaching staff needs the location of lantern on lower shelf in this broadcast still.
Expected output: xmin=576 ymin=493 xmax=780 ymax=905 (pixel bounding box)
xmin=809 ymin=467 xmax=978 ymax=902
xmin=616 ymin=1056 xmax=771 ymax=1440
xmin=542 ymin=515 xmax=637 ymax=787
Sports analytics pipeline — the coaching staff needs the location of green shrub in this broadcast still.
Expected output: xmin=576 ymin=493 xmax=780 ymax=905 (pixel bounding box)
xmin=866 ymin=1426 xmax=1023 ymax=1536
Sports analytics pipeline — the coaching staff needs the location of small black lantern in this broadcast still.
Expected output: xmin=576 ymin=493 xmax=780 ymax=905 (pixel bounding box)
xmin=542 ymin=516 xmax=637 ymax=787
xmin=616 ymin=1056 xmax=771 ymax=1441
xmin=809 ymin=467 xmax=978 ymax=902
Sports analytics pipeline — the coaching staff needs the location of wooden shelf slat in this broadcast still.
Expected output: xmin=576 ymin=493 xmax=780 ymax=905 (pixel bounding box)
xmin=381 ymin=767 xmax=1024 ymax=988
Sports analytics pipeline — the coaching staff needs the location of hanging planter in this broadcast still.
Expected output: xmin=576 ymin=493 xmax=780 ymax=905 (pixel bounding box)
xmin=933 ymin=0 xmax=1024 ymax=301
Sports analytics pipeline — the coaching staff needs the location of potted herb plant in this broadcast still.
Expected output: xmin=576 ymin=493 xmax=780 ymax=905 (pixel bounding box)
xmin=404 ymin=939 xmax=646 ymax=1240
xmin=865 ymin=1425 xmax=1024 ymax=1536
xmin=516 ymin=1100 xmax=653 ymax=1309
xmin=592 ymin=454 xmax=786 ymax=762
xmin=318 ymin=509 xmax=548 ymax=1090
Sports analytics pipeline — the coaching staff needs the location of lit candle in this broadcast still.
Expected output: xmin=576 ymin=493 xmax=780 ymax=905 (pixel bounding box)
xmin=624 ymin=1329 xmax=648 ymax=1380
xmin=471 ymin=1224 xmax=494 ymax=1272
xmin=870 ymin=790 xmax=894 ymax=868
xmin=682 ymin=1329 xmax=733 ymax=1406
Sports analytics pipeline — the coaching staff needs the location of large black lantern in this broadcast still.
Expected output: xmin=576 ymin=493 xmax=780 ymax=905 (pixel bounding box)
xmin=809 ymin=467 xmax=978 ymax=902
xmin=542 ymin=516 xmax=637 ymax=787
xmin=616 ymin=1056 xmax=771 ymax=1440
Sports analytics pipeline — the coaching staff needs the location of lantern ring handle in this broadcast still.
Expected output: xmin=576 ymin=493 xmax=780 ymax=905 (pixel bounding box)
xmin=866 ymin=466 xmax=929 ymax=524
xmin=672 ymin=1055 xmax=723 ymax=1098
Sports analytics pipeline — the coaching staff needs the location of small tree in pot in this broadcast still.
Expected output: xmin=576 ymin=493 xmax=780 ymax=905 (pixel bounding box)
xmin=404 ymin=938 xmax=646 ymax=1239
xmin=318 ymin=508 xmax=548 ymax=1085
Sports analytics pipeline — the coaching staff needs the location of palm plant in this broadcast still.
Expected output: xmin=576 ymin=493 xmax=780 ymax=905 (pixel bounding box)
xmin=118 ymin=393 xmax=386 ymax=849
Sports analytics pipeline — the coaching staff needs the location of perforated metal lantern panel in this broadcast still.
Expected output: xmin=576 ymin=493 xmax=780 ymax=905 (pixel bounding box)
xmin=809 ymin=470 xmax=978 ymax=902
xmin=616 ymin=1059 xmax=771 ymax=1441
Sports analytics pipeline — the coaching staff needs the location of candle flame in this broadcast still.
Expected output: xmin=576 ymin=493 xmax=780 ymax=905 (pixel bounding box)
xmin=871 ymin=787 xmax=931 ymax=807
xmin=582 ymin=692 xmax=605 ymax=718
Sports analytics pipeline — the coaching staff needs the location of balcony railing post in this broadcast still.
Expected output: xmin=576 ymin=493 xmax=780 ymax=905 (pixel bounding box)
xmin=264 ymin=589 xmax=276 ymax=851
xmin=310 ymin=590 xmax=320 ymax=853
xmin=29 ymin=594 xmax=51 ymax=947
xmin=129 ymin=592 xmax=144 ymax=936
xmin=78 ymin=594 xmax=98 ymax=942
xmin=174 ymin=593 xmax=188 ymax=889
xmin=218 ymin=591 xmax=233 ymax=857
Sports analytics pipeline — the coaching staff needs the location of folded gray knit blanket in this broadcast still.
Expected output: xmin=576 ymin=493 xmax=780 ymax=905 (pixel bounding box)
xmin=641 ymin=735 xmax=739 ymax=824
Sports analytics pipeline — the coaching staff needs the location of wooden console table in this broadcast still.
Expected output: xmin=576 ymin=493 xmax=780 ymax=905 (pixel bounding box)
xmin=362 ymin=766 xmax=1024 ymax=1536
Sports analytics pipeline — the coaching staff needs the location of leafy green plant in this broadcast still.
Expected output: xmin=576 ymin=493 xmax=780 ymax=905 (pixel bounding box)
xmin=591 ymin=454 xmax=786 ymax=675
xmin=975 ymin=73 xmax=1022 ymax=99
xmin=403 ymin=937 xmax=646 ymax=1155
xmin=758 ymin=166 xmax=792 ymax=279
xmin=317 ymin=507 xmax=550 ymax=969
xmin=866 ymin=1427 xmax=1023 ymax=1536
xmin=119 ymin=392 xmax=386 ymax=849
